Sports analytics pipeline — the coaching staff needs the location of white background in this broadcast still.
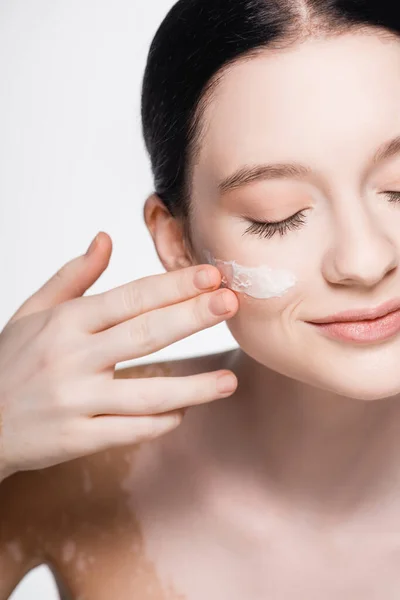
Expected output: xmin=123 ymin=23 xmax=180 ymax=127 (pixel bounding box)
xmin=0 ymin=0 xmax=236 ymax=597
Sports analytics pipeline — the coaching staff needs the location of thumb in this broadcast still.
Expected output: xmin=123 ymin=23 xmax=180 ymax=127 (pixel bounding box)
xmin=6 ymin=231 xmax=113 ymax=325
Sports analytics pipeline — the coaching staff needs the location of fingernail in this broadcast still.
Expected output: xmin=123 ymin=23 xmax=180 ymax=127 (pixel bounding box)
xmin=194 ymin=268 xmax=214 ymax=289
xmin=209 ymin=290 xmax=232 ymax=315
xmin=216 ymin=372 xmax=237 ymax=394
xmin=86 ymin=233 xmax=99 ymax=256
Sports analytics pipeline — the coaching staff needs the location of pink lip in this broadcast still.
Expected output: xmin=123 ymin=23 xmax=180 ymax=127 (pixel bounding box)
xmin=306 ymin=298 xmax=400 ymax=344
xmin=308 ymin=297 xmax=400 ymax=324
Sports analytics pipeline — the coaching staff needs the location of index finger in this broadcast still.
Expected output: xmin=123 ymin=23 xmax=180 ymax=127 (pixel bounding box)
xmin=71 ymin=264 xmax=223 ymax=333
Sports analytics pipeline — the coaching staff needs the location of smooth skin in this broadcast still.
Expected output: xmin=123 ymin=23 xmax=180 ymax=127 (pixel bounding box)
xmin=5 ymin=29 xmax=400 ymax=600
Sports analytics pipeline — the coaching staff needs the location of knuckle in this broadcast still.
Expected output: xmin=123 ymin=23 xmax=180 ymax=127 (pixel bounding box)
xmin=131 ymin=378 xmax=171 ymax=414
xmin=188 ymin=374 xmax=205 ymax=399
xmin=188 ymin=375 xmax=211 ymax=404
xmin=53 ymin=265 xmax=67 ymax=284
xmin=149 ymin=389 xmax=169 ymax=413
xmin=132 ymin=315 xmax=155 ymax=353
xmin=120 ymin=282 xmax=144 ymax=316
xmin=131 ymin=388 xmax=152 ymax=414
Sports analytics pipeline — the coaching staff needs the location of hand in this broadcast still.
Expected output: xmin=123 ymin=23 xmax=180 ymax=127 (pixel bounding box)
xmin=0 ymin=232 xmax=239 ymax=479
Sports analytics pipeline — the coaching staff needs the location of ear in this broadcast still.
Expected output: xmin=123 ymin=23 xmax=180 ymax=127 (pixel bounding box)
xmin=143 ymin=193 xmax=195 ymax=272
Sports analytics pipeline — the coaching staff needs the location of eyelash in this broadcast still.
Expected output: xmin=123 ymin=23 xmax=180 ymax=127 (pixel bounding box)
xmin=242 ymin=210 xmax=308 ymax=240
xmin=242 ymin=190 xmax=400 ymax=240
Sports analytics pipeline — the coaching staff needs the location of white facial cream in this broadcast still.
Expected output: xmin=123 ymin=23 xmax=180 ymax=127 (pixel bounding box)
xmin=203 ymin=250 xmax=297 ymax=299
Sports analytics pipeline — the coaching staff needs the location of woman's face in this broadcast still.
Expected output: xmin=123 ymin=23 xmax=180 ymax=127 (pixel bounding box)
xmin=189 ymin=31 xmax=400 ymax=401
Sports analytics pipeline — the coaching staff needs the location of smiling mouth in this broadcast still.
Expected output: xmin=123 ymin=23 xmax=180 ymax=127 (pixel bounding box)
xmin=307 ymin=306 xmax=400 ymax=344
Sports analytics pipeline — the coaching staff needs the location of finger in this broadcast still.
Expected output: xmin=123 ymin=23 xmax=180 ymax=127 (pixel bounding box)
xmin=80 ymin=370 xmax=238 ymax=416
xmin=6 ymin=232 xmax=111 ymax=326
xmin=71 ymin=263 xmax=223 ymax=334
xmin=81 ymin=410 xmax=185 ymax=452
xmin=86 ymin=288 xmax=239 ymax=369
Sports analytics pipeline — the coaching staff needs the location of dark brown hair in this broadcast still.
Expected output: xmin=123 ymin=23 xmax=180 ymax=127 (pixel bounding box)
xmin=141 ymin=0 xmax=399 ymax=239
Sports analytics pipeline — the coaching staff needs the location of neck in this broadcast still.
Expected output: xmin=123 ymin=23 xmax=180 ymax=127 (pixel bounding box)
xmin=195 ymin=348 xmax=400 ymax=522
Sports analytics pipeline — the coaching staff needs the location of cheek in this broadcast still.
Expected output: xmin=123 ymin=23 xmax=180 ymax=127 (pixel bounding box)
xmin=203 ymin=250 xmax=298 ymax=299
xmin=225 ymin=272 xmax=309 ymax=342
xmin=225 ymin=287 xmax=310 ymax=381
xmin=200 ymin=249 xmax=315 ymax=352
xmin=228 ymin=285 xmax=300 ymax=330
xmin=200 ymin=249 xmax=307 ymax=338
xmin=228 ymin=296 xmax=282 ymax=345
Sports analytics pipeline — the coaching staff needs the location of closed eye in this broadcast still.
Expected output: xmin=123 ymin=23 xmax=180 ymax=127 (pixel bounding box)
xmin=241 ymin=210 xmax=308 ymax=240
xmin=384 ymin=190 xmax=400 ymax=203
xmin=241 ymin=191 xmax=400 ymax=240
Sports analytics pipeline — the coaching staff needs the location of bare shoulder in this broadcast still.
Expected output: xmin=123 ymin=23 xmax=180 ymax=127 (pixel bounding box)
xmin=1 ymin=349 xmax=234 ymax=518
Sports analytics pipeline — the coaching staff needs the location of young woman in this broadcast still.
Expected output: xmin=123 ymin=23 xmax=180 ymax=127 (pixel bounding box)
xmin=3 ymin=0 xmax=400 ymax=597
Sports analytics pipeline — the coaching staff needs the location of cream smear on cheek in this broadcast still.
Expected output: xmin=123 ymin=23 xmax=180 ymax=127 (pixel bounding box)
xmin=203 ymin=250 xmax=297 ymax=299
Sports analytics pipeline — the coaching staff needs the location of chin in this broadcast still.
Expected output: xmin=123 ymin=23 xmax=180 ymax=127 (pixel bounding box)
xmin=315 ymin=378 xmax=400 ymax=402
xmin=303 ymin=336 xmax=400 ymax=402
xmin=232 ymin=329 xmax=400 ymax=403
xmin=296 ymin=360 xmax=400 ymax=402
xmin=292 ymin=366 xmax=400 ymax=403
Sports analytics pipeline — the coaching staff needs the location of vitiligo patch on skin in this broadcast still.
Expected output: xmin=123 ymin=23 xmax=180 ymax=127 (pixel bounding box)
xmin=62 ymin=539 xmax=77 ymax=563
xmin=6 ymin=540 xmax=24 ymax=562
xmin=33 ymin=442 xmax=186 ymax=600
xmin=114 ymin=362 xmax=174 ymax=380
xmin=203 ymin=250 xmax=297 ymax=299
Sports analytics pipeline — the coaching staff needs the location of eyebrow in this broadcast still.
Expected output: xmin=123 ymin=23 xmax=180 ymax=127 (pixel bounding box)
xmin=217 ymin=134 xmax=400 ymax=195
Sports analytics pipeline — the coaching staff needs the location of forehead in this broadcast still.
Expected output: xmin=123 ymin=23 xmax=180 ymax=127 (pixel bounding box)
xmin=193 ymin=32 xmax=400 ymax=191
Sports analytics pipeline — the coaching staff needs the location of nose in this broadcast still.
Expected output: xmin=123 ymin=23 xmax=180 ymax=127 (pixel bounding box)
xmin=322 ymin=205 xmax=398 ymax=288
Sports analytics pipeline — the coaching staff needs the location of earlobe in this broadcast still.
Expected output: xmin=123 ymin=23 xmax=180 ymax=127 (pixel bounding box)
xmin=143 ymin=193 xmax=193 ymax=272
